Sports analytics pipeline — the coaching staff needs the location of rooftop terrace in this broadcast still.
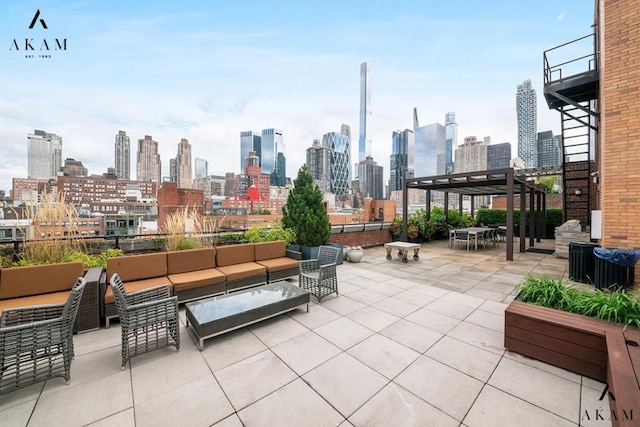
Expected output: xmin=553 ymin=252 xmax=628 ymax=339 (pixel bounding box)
xmin=1 ymin=240 xmax=609 ymax=426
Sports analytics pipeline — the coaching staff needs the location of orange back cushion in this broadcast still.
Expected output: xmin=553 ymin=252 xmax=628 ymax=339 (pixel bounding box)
xmin=0 ymin=262 xmax=84 ymax=299
xmin=216 ymin=243 xmax=255 ymax=267
xmin=166 ymin=248 xmax=216 ymax=274
xmin=107 ymin=252 xmax=167 ymax=282
xmin=254 ymin=241 xmax=286 ymax=261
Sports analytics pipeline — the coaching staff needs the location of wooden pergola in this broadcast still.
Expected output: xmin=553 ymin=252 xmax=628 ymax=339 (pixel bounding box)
xmin=402 ymin=168 xmax=548 ymax=261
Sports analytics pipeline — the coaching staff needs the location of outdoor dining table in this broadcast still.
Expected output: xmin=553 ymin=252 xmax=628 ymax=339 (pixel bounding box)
xmin=449 ymin=227 xmax=494 ymax=251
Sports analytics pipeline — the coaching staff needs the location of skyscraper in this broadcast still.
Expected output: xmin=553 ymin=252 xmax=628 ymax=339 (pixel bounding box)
xmin=487 ymin=142 xmax=512 ymax=169
xmin=271 ymin=152 xmax=286 ymax=187
xmin=413 ymin=109 xmax=446 ymax=177
xmin=389 ymin=129 xmax=414 ymax=192
xmin=114 ymin=130 xmax=130 ymax=180
xmin=176 ymin=138 xmax=192 ymax=189
xmin=359 ymin=62 xmax=372 ymax=163
xmin=444 ymin=112 xmax=457 ymax=174
xmin=516 ymin=79 xmax=538 ymax=168
xmin=27 ymin=129 xmax=62 ymax=180
xmin=136 ymin=135 xmax=161 ymax=185
xmin=261 ymin=128 xmax=284 ymax=175
xmin=322 ymin=128 xmax=351 ymax=195
xmin=455 ymin=136 xmax=487 ymax=173
xmin=357 ymin=157 xmax=384 ymax=200
xmin=306 ymin=139 xmax=331 ymax=194
xmin=240 ymin=131 xmax=261 ymax=171
xmin=194 ymin=157 xmax=208 ymax=178
xmin=537 ymin=131 xmax=561 ymax=167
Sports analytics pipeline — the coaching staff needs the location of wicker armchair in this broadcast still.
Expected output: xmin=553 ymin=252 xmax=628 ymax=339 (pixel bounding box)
xmin=0 ymin=278 xmax=87 ymax=395
xmin=110 ymin=274 xmax=180 ymax=370
xmin=299 ymin=245 xmax=340 ymax=302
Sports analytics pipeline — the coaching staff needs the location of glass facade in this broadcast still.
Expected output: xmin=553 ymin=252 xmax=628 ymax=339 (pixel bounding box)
xmin=27 ymin=129 xmax=62 ymax=180
xmin=261 ymin=128 xmax=283 ymax=175
xmin=487 ymin=142 xmax=512 ymax=169
xmin=358 ymin=62 xmax=372 ymax=163
xmin=516 ymin=79 xmax=538 ymax=168
xmin=240 ymin=131 xmax=261 ymax=172
xmin=414 ymin=122 xmax=445 ymax=178
xmin=322 ymin=131 xmax=351 ymax=195
xmin=444 ymin=112 xmax=457 ymax=174
xmin=537 ymin=131 xmax=561 ymax=167
xmin=389 ymin=129 xmax=414 ymax=192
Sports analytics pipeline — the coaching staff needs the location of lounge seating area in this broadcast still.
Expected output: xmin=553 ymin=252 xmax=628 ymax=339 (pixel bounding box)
xmin=1 ymin=239 xmax=607 ymax=426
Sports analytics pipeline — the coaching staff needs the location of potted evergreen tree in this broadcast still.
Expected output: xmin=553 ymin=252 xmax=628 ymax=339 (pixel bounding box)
xmin=282 ymin=165 xmax=331 ymax=260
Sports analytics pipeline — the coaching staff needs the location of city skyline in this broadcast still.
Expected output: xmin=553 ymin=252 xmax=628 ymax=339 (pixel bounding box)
xmin=1 ymin=1 xmax=593 ymax=193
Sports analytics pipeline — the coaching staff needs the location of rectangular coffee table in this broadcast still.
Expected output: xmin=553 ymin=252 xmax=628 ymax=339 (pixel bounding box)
xmin=384 ymin=242 xmax=421 ymax=263
xmin=185 ymin=281 xmax=310 ymax=350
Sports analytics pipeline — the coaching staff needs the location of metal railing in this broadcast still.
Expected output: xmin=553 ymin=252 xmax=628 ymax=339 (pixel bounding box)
xmin=543 ymin=33 xmax=597 ymax=85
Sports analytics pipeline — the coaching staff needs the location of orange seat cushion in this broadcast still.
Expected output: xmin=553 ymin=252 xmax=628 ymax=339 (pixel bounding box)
xmin=0 ymin=291 xmax=70 ymax=314
xmin=216 ymin=262 xmax=266 ymax=282
xmin=168 ymin=268 xmax=225 ymax=292
xmin=256 ymin=257 xmax=299 ymax=273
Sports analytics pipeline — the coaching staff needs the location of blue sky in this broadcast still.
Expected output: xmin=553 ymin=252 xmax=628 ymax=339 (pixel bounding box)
xmin=0 ymin=1 xmax=595 ymax=194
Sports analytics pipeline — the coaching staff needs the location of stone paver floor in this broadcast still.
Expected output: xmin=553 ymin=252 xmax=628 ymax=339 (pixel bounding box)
xmin=0 ymin=240 xmax=611 ymax=426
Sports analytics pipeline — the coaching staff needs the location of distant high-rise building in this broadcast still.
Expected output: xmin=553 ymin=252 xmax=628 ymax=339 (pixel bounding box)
xmin=169 ymin=158 xmax=177 ymax=183
xmin=240 ymin=131 xmax=261 ymax=171
xmin=272 ymin=152 xmax=286 ymax=187
xmin=194 ymin=157 xmax=208 ymax=179
xmin=307 ymin=139 xmax=332 ymax=194
xmin=413 ymin=109 xmax=446 ymax=177
xmin=114 ymin=130 xmax=130 ymax=180
xmin=176 ymin=138 xmax=192 ymax=189
xmin=389 ymin=129 xmax=414 ymax=192
xmin=62 ymin=158 xmax=88 ymax=176
xmin=537 ymin=131 xmax=562 ymax=168
xmin=455 ymin=136 xmax=487 ymax=173
xmin=357 ymin=156 xmax=384 ymax=200
xmin=322 ymin=128 xmax=351 ymax=195
xmin=487 ymin=142 xmax=512 ymax=169
xmin=261 ymin=128 xmax=283 ymax=175
xmin=444 ymin=112 xmax=457 ymax=174
xmin=516 ymin=79 xmax=538 ymax=168
xmin=27 ymin=129 xmax=62 ymax=180
xmin=136 ymin=135 xmax=161 ymax=185
xmin=359 ymin=62 xmax=372 ymax=163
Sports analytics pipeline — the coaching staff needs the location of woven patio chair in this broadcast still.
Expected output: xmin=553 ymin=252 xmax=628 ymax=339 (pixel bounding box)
xmin=299 ymin=245 xmax=340 ymax=302
xmin=0 ymin=277 xmax=87 ymax=395
xmin=110 ymin=274 xmax=180 ymax=370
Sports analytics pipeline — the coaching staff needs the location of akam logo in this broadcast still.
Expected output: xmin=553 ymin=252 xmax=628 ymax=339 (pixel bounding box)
xmin=10 ymin=9 xmax=68 ymax=59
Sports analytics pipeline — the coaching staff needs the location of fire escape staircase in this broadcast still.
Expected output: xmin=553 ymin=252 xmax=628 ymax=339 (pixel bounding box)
xmin=543 ymin=33 xmax=599 ymax=226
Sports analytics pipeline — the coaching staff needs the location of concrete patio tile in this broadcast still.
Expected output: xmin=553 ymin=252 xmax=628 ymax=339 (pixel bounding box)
xmin=474 ymin=279 xmax=519 ymax=295
xmin=346 ymin=288 xmax=387 ymax=305
xmin=215 ymin=350 xmax=297 ymax=411
xmin=0 ymin=382 xmax=42 ymax=412
xmin=405 ymin=307 xmax=461 ymax=334
xmin=582 ymin=376 xmax=607 ymax=392
xmin=380 ymin=318 xmax=443 ymax=353
xmin=464 ymin=287 xmax=509 ymax=302
xmin=131 ymin=343 xmax=210 ymax=404
xmin=367 ymin=282 xmax=405 ymax=297
xmin=0 ymin=400 xmax=36 ymax=427
xmin=29 ymin=370 xmax=132 ymax=427
xmin=440 ymin=291 xmax=485 ymax=308
xmin=73 ymin=323 xmax=122 ymax=356
xmin=87 ymin=409 xmax=135 ymax=426
xmin=477 ymin=300 xmax=509 ymax=316
xmin=347 ymin=306 xmax=400 ymax=332
xmin=352 ymin=269 xmax=395 ymax=282
xmin=385 ymin=277 xmax=421 ymax=289
xmin=339 ymin=421 xmax=355 ymax=427
xmin=346 ymin=275 xmax=384 ymax=288
xmin=200 ymin=327 xmax=268 ymax=372
xmin=288 ymin=303 xmax=341 ymax=329
xmin=488 ymin=357 xmax=581 ymax=422
xmin=372 ymin=296 xmax=421 ymax=317
xmin=447 ymin=321 xmax=505 ymax=355
xmin=348 ymin=334 xmax=420 ymax=379
xmin=349 ymin=383 xmax=458 ymax=427
xmin=580 ymin=382 xmax=611 ymax=426
xmin=463 ymin=385 xmax=576 ymax=427
xmin=410 ymin=284 xmax=450 ymax=298
xmin=314 ymin=317 xmax=375 ymax=350
xmin=423 ymin=298 xmax=475 ymax=320
xmin=248 ymin=314 xmax=309 ymax=347
xmin=465 ymin=309 xmax=504 ymax=333
xmin=426 ymin=336 xmax=501 ymax=382
xmin=433 ymin=279 xmax=476 ymax=293
xmin=69 ymin=345 xmax=126 ymax=386
xmin=394 ymin=289 xmax=436 ymax=307
xmin=394 ymin=355 xmax=484 ymax=421
xmin=321 ymin=295 xmax=367 ymax=316
xmin=337 ymin=281 xmax=363 ymax=294
xmin=135 ymin=376 xmax=234 ymax=427
xmin=271 ymin=330 xmax=341 ymax=375
xmin=303 ymin=353 xmax=387 ymax=418
xmin=238 ymin=378 xmax=344 ymax=427
xmin=503 ymin=351 xmax=581 ymax=384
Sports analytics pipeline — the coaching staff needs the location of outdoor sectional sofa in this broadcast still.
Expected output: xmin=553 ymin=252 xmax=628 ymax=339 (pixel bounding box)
xmin=103 ymin=241 xmax=299 ymax=327
xmin=0 ymin=262 xmax=103 ymax=332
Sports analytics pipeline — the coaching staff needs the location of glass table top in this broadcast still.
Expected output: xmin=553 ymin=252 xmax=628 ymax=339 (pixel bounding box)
xmin=185 ymin=281 xmax=308 ymax=324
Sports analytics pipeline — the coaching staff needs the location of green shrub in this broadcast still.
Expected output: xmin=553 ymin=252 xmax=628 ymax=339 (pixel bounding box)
xmin=244 ymin=226 xmax=296 ymax=244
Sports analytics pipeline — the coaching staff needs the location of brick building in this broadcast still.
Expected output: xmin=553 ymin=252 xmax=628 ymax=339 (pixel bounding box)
xmin=156 ymin=182 xmax=204 ymax=230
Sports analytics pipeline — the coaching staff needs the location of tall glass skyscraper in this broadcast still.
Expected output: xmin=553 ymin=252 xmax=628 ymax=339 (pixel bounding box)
xmin=194 ymin=157 xmax=208 ymax=178
xmin=28 ymin=129 xmax=62 ymax=180
xmin=389 ymin=129 xmax=414 ymax=192
xmin=444 ymin=112 xmax=457 ymax=174
xmin=114 ymin=130 xmax=130 ymax=180
xmin=261 ymin=128 xmax=283 ymax=175
xmin=240 ymin=131 xmax=261 ymax=172
xmin=358 ymin=62 xmax=372 ymax=163
xmin=413 ymin=109 xmax=445 ymax=177
xmin=322 ymin=128 xmax=351 ymax=195
xmin=516 ymin=80 xmax=538 ymax=168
